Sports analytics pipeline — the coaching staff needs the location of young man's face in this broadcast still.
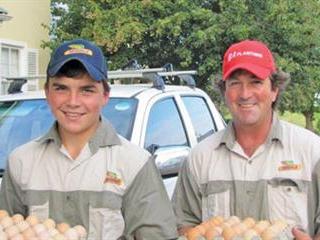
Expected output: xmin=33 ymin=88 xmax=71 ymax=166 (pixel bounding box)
xmin=45 ymin=73 xmax=109 ymax=137
xmin=224 ymin=70 xmax=278 ymax=128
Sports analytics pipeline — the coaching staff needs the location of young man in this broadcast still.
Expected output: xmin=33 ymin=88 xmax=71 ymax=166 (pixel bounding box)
xmin=172 ymin=40 xmax=320 ymax=239
xmin=0 ymin=39 xmax=178 ymax=240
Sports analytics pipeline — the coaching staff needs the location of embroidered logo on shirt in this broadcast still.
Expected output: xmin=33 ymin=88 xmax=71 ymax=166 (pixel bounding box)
xmin=104 ymin=171 xmax=122 ymax=185
xmin=278 ymin=160 xmax=302 ymax=171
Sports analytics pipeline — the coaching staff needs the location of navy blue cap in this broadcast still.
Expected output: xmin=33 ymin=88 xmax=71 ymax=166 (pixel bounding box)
xmin=47 ymin=39 xmax=108 ymax=81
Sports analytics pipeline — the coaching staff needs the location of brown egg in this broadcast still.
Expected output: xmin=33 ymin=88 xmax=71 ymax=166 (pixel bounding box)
xmin=22 ymin=227 xmax=36 ymax=238
xmin=186 ymin=228 xmax=203 ymax=240
xmin=5 ymin=225 xmax=19 ymax=238
xmin=48 ymin=228 xmax=59 ymax=237
xmin=16 ymin=220 xmax=30 ymax=232
xmin=0 ymin=216 xmax=13 ymax=229
xmin=73 ymin=225 xmax=87 ymax=238
xmin=53 ymin=233 xmax=67 ymax=240
xmin=26 ymin=215 xmax=39 ymax=226
xmin=204 ymin=228 xmax=220 ymax=240
xmin=253 ymin=220 xmax=270 ymax=234
xmin=56 ymin=223 xmax=70 ymax=234
xmin=194 ymin=225 xmax=206 ymax=235
xmin=242 ymin=217 xmax=256 ymax=229
xmin=233 ymin=222 xmax=247 ymax=236
xmin=261 ymin=227 xmax=277 ymax=240
xmin=243 ymin=228 xmax=259 ymax=240
xmin=226 ymin=216 xmax=241 ymax=226
xmin=0 ymin=210 xmax=9 ymax=220
xmin=64 ymin=228 xmax=79 ymax=240
xmin=33 ymin=223 xmax=46 ymax=235
xmin=43 ymin=218 xmax=56 ymax=230
xmin=11 ymin=214 xmax=24 ymax=224
xmin=199 ymin=221 xmax=212 ymax=232
xmin=222 ymin=226 xmax=236 ymax=240
xmin=37 ymin=230 xmax=50 ymax=240
xmin=10 ymin=234 xmax=24 ymax=240
xmin=209 ymin=216 xmax=224 ymax=227
xmin=0 ymin=231 xmax=7 ymax=239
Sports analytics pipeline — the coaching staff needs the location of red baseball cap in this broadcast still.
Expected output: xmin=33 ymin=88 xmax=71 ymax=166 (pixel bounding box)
xmin=222 ymin=40 xmax=276 ymax=80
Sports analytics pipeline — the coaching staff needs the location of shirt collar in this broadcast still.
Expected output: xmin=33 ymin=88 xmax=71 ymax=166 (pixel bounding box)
xmin=217 ymin=111 xmax=283 ymax=149
xmin=37 ymin=117 xmax=122 ymax=154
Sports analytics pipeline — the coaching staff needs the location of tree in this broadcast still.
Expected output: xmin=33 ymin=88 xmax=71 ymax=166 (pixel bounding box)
xmin=46 ymin=0 xmax=320 ymax=130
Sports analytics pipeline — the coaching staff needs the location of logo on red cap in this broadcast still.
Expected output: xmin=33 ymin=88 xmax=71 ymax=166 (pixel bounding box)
xmin=222 ymin=40 xmax=276 ymax=80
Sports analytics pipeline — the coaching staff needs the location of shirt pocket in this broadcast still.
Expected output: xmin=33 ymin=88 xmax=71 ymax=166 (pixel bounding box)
xmin=24 ymin=191 xmax=49 ymax=221
xmin=88 ymin=192 xmax=124 ymax=240
xmin=267 ymin=178 xmax=308 ymax=230
xmin=201 ymin=182 xmax=231 ymax=221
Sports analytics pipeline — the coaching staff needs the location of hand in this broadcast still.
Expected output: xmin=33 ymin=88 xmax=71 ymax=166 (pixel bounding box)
xmin=292 ymin=226 xmax=312 ymax=240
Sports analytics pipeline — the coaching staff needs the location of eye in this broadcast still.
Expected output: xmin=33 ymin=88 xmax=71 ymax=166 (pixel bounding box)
xmin=252 ymin=79 xmax=263 ymax=85
xmin=53 ymin=85 xmax=67 ymax=91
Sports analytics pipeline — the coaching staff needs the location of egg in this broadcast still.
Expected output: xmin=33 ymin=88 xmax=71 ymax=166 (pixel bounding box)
xmin=33 ymin=223 xmax=47 ymax=235
xmin=242 ymin=217 xmax=256 ymax=229
xmin=26 ymin=215 xmax=39 ymax=226
xmin=73 ymin=225 xmax=87 ymax=238
xmin=226 ymin=216 xmax=241 ymax=226
xmin=37 ymin=230 xmax=50 ymax=240
xmin=48 ymin=228 xmax=59 ymax=237
xmin=261 ymin=227 xmax=277 ymax=240
xmin=253 ymin=220 xmax=270 ymax=234
xmin=0 ymin=231 xmax=7 ymax=240
xmin=0 ymin=216 xmax=13 ymax=229
xmin=22 ymin=227 xmax=36 ymax=238
xmin=64 ymin=228 xmax=79 ymax=240
xmin=204 ymin=228 xmax=220 ymax=240
xmin=222 ymin=226 xmax=236 ymax=240
xmin=56 ymin=223 xmax=70 ymax=234
xmin=16 ymin=221 xmax=30 ymax=232
xmin=53 ymin=233 xmax=67 ymax=240
xmin=0 ymin=210 xmax=9 ymax=220
xmin=243 ymin=229 xmax=259 ymax=240
xmin=11 ymin=214 xmax=24 ymax=224
xmin=186 ymin=228 xmax=203 ymax=240
xmin=233 ymin=222 xmax=247 ymax=236
xmin=4 ymin=225 xmax=19 ymax=238
xmin=194 ymin=225 xmax=206 ymax=235
xmin=43 ymin=218 xmax=56 ymax=230
xmin=10 ymin=234 xmax=24 ymax=240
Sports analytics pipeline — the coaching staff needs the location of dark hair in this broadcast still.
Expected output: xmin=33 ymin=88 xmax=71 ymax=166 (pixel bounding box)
xmin=216 ymin=69 xmax=290 ymax=109
xmin=45 ymin=60 xmax=110 ymax=93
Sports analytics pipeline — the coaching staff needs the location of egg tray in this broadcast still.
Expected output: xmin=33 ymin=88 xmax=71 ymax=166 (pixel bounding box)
xmin=0 ymin=209 xmax=87 ymax=240
xmin=177 ymin=216 xmax=294 ymax=240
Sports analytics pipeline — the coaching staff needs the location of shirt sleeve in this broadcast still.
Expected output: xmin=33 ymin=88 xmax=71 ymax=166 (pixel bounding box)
xmin=121 ymin=157 xmax=178 ymax=240
xmin=0 ymin=160 xmax=27 ymax=216
xmin=172 ymin=158 xmax=202 ymax=229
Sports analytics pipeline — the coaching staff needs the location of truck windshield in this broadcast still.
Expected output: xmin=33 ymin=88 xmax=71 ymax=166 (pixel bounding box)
xmin=0 ymin=98 xmax=137 ymax=170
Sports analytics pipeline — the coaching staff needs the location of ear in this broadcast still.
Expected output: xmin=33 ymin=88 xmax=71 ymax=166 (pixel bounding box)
xmin=103 ymin=91 xmax=109 ymax=105
xmin=271 ymin=87 xmax=279 ymax=103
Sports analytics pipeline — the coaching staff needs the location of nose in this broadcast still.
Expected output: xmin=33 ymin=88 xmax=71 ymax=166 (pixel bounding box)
xmin=239 ymin=83 xmax=252 ymax=99
xmin=67 ymin=91 xmax=80 ymax=106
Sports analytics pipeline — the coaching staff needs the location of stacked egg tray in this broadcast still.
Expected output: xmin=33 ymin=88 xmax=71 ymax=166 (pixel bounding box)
xmin=177 ymin=216 xmax=293 ymax=240
xmin=0 ymin=209 xmax=87 ymax=240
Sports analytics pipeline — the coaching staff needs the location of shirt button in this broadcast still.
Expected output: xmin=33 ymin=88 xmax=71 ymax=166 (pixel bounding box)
xmin=248 ymin=160 xmax=253 ymax=164
xmin=66 ymin=195 xmax=71 ymax=200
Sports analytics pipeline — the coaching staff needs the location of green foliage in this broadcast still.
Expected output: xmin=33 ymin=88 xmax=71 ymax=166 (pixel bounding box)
xmin=46 ymin=0 xmax=320 ymax=129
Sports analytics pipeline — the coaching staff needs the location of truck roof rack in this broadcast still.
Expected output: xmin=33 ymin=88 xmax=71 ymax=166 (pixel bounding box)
xmin=3 ymin=67 xmax=197 ymax=94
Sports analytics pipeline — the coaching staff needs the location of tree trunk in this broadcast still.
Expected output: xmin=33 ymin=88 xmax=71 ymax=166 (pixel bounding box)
xmin=302 ymin=110 xmax=315 ymax=132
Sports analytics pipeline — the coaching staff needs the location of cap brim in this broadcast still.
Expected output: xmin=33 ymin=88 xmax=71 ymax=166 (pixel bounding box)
xmin=48 ymin=57 xmax=106 ymax=81
xmin=223 ymin=63 xmax=272 ymax=80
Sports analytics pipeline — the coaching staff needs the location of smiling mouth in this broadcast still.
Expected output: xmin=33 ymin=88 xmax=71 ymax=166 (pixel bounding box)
xmin=238 ymin=103 xmax=255 ymax=108
xmin=62 ymin=111 xmax=85 ymax=118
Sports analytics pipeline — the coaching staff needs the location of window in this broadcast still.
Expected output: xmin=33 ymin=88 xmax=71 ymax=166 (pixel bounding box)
xmin=0 ymin=46 xmax=19 ymax=77
xmin=102 ymin=98 xmax=137 ymax=140
xmin=144 ymin=98 xmax=188 ymax=151
xmin=182 ymin=96 xmax=216 ymax=142
xmin=0 ymin=100 xmax=54 ymax=170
